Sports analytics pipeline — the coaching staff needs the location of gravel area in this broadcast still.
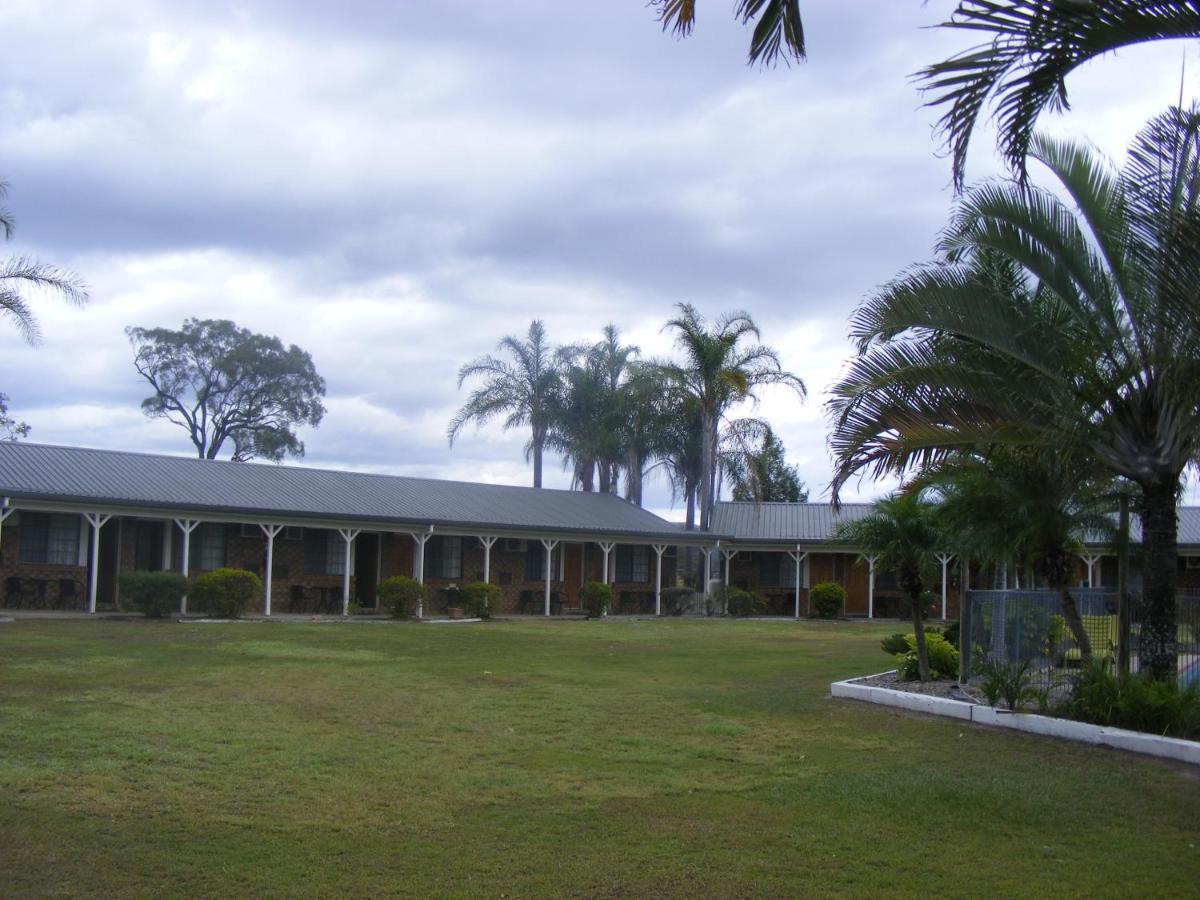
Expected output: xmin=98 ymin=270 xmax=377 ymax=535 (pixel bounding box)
xmin=853 ymin=669 xmax=986 ymax=703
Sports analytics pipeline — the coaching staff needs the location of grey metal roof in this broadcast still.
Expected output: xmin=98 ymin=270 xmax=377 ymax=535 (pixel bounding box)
xmin=0 ymin=442 xmax=698 ymax=542
xmin=710 ymin=501 xmax=877 ymax=545
xmin=714 ymin=500 xmax=1200 ymax=549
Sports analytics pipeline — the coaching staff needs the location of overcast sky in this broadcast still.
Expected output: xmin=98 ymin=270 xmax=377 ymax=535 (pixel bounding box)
xmin=2 ymin=1 xmax=1197 ymax=518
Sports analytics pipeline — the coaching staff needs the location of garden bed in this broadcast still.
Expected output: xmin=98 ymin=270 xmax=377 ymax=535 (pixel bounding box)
xmin=832 ymin=671 xmax=1200 ymax=766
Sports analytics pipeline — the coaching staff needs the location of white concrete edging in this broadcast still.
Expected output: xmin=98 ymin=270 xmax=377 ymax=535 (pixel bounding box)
xmin=831 ymin=672 xmax=1200 ymax=767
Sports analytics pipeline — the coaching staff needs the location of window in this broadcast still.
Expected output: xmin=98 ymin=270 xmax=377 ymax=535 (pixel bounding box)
xmin=524 ymin=542 xmax=563 ymax=582
xmin=615 ymin=546 xmax=650 ymax=583
xmin=304 ymin=529 xmax=345 ymax=575
xmin=19 ymin=512 xmax=80 ymax=565
xmin=190 ymin=524 xmax=226 ymax=571
xmin=426 ymin=536 xmax=462 ymax=579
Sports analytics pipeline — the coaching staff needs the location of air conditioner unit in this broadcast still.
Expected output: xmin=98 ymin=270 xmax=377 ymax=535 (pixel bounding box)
xmin=1186 ymin=556 xmax=1200 ymax=570
xmin=284 ymin=526 xmax=303 ymax=541
xmin=503 ymin=538 xmax=527 ymax=552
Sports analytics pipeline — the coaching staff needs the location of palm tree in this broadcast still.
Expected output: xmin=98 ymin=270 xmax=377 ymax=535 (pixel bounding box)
xmin=916 ymin=451 xmax=1117 ymax=661
xmin=448 ymin=320 xmax=562 ymax=488
xmin=919 ymin=1 xmax=1200 ymax=188
xmin=659 ymin=303 xmax=805 ymax=531
xmin=652 ymin=0 xmax=806 ymax=66
xmin=1 ymin=182 xmax=87 ymax=345
xmin=835 ymin=494 xmax=944 ymax=681
xmin=828 ymin=106 xmax=1200 ymax=681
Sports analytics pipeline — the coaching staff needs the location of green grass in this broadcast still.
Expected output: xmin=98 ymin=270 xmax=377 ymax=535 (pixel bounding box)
xmin=1 ymin=618 xmax=1197 ymax=898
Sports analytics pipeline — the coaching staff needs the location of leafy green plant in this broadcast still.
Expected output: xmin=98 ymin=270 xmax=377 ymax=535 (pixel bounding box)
xmin=940 ymin=620 xmax=960 ymax=650
xmin=973 ymin=658 xmax=1038 ymax=710
xmin=459 ymin=582 xmax=501 ymax=619
xmin=895 ymin=632 xmax=959 ymax=681
xmin=580 ymin=581 xmax=612 ymax=619
xmin=1064 ymin=658 xmax=1200 ymax=739
xmin=724 ymin=587 xmax=767 ymax=617
xmin=661 ymin=586 xmax=693 ymax=616
xmin=809 ymin=582 xmax=845 ymax=619
xmin=378 ymin=576 xmax=425 ymax=619
xmin=191 ymin=568 xmax=261 ymax=619
xmin=880 ymin=633 xmax=910 ymax=656
xmin=118 ymin=571 xmax=189 ymax=618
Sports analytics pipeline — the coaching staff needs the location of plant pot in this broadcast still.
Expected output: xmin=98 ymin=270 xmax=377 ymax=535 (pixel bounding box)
xmin=447 ymin=607 xmax=464 ymax=620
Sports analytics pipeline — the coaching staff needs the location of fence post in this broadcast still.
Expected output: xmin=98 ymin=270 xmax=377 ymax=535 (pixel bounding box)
xmin=958 ymin=557 xmax=971 ymax=683
xmin=1118 ymin=493 xmax=1132 ymax=676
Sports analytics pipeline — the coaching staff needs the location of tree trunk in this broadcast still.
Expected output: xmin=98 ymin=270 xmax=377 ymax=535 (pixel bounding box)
xmin=1139 ymin=478 xmax=1179 ymax=681
xmin=685 ymin=479 xmax=696 ymax=531
xmin=1056 ymin=585 xmax=1093 ymax=662
xmin=578 ymin=460 xmax=594 ymax=492
xmin=910 ymin=590 xmax=931 ymax=682
xmin=624 ymin=448 xmax=642 ymax=506
xmin=532 ymin=431 xmax=543 ymax=489
xmin=698 ymin=409 xmax=714 ymax=531
xmin=597 ymin=461 xmax=611 ymax=494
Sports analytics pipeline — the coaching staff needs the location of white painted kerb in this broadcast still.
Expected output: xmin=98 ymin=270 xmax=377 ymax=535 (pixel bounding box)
xmin=831 ymin=673 xmax=1200 ymax=767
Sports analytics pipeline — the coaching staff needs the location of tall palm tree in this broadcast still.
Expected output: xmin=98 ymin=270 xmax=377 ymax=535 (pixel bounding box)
xmin=1 ymin=182 xmax=87 ymax=345
xmin=652 ymin=0 xmax=806 ymax=66
xmin=660 ymin=303 xmax=805 ymax=531
xmin=919 ymin=0 xmax=1200 ymax=188
xmin=828 ymin=106 xmax=1200 ymax=681
xmin=835 ymin=494 xmax=944 ymax=681
xmin=916 ymin=451 xmax=1117 ymax=661
xmin=448 ymin=320 xmax=562 ymax=488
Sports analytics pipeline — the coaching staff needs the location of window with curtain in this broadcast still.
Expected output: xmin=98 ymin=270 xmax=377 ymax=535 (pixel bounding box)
xmin=303 ymin=530 xmax=345 ymax=575
xmin=18 ymin=512 xmax=80 ymax=565
xmin=615 ymin=546 xmax=649 ymax=583
xmin=426 ymin=536 xmax=462 ymax=579
xmin=190 ymin=524 xmax=226 ymax=572
xmin=524 ymin=542 xmax=562 ymax=582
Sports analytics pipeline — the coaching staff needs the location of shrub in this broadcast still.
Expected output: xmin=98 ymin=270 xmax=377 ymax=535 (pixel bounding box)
xmin=810 ymin=582 xmax=845 ymax=619
xmin=662 ymin=586 xmax=693 ymax=616
xmin=580 ymin=581 xmax=613 ymax=618
xmin=880 ymin=633 xmax=910 ymax=656
xmin=895 ymin=631 xmax=959 ymax=681
xmin=1064 ymin=658 xmax=1200 ymax=739
xmin=118 ymin=571 xmax=189 ymax=618
xmin=378 ymin=576 xmax=425 ymax=619
xmin=940 ymin=620 xmax=960 ymax=650
xmin=191 ymin=567 xmax=261 ymax=618
xmin=724 ymin=587 xmax=767 ymax=617
xmin=974 ymin=658 xmax=1037 ymax=710
xmin=459 ymin=582 xmax=501 ymax=619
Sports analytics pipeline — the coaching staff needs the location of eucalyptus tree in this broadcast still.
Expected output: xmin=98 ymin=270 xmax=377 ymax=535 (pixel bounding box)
xmin=829 ymin=106 xmax=1200 ymax=680
xmin=835 ymin=494 xmax=944 ymax=682
xmin=449 ymin=320 xmax=562 ymax=489
xmin=920 ymin=1 xmax=1200 ymax=188
xmin=659 ymin=303 xmax=805 ymax=531
xmin=916 ymin=451 xmax=1117 ymax=661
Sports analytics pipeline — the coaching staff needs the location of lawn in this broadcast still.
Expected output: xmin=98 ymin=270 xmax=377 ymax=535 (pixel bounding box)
xmin=1 ymin=618 xmax=1197 ymax=898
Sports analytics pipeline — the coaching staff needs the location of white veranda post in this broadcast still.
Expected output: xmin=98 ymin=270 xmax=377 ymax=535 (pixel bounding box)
xmin=598 ymin=541 xmax=614 ymax=584
xmin=721 ymin=548 xmax=736 ymax=587
xmin=174 ymin=518 xmax=200 ymax=614
xmin=788 ymin=548 xmax=808 ymax=620
xmin=653 ymin=544 xmax=667 ymax=616
xmin=260 ymin=524 xmax=285 ymax=616
xmin=479 ymin=536 xmax=497 ymax=584
xmin=0 ymin=500 xmax=13 ymax=558
xmin=704 ymin=545 xmax=715 ymax=596
xmin=338 ymin=529 xmax=360 ymax=616
xmin=1080 ymin=552 xmax=1103 ymax=589
xmin=541 ymin=538 xmax=559 ymax=616
xmin=410 ymin=529 xmax=433 ymax=618
xmin=936 ymin=554 xmax=955 ymax=620
xmin=85 ymin=512 xmax=112 ymax=614
xmin=866 ymin=555 xmax=878 ymax=620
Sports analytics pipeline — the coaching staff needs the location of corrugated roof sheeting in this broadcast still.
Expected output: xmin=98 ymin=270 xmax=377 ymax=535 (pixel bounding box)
xmin=0 ymin=443 xmax=692 ymax=539
xmin=710 ymin=501 xmax=877 ymax=543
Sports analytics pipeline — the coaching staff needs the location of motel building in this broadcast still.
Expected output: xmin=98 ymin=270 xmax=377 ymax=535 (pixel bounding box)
xmin=0 ymin=442 xmax=1196 ymax=619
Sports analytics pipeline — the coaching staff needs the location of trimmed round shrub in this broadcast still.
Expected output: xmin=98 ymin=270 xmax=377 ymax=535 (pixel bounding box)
xmin=119 ymin=570 xmax=189 ymax=618
xmin=580 ymin=581 xmax=613 ymax=618
xmin=880 ymin=632 xmax=910 ymax=656
xmin=895 ymin=631 xmax=960 ymax=681
xmin=810 ymin=581 xmax=846 ymax=619
xmin=191 ymin=567 xmax=261 ymax=619
xmin=662 ymin=586 xmax=694 ymax=616
xmin=460 ymin=581 xmax=501 ymax=619
xmin=378 ymin=576 xmax=425 ymax=619
xmin=725 ymin=587 xmax=768 ymax=617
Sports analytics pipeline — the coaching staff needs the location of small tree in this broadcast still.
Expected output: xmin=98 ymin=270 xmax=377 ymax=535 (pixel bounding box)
xmin=118 ymin=571 xmax=189 ymax=618
xmin=580 ymin=581 xmax=613 ymax=618
xmin=191 ymin=568 xmax=261 ymax=619
xmin=835 ymin=495 xmax=943 ymax=681
xmin=127 ymin=318 xmax=326 ymax=462
xmin=379 ymin=576 xmax=425 ymax=619
xmin=727 ymin=425 xmax=808 ymax=502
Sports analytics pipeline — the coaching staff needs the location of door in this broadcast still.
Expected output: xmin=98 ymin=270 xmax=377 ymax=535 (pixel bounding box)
xmin=354 ymin=533 xmax=379 ymax=607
